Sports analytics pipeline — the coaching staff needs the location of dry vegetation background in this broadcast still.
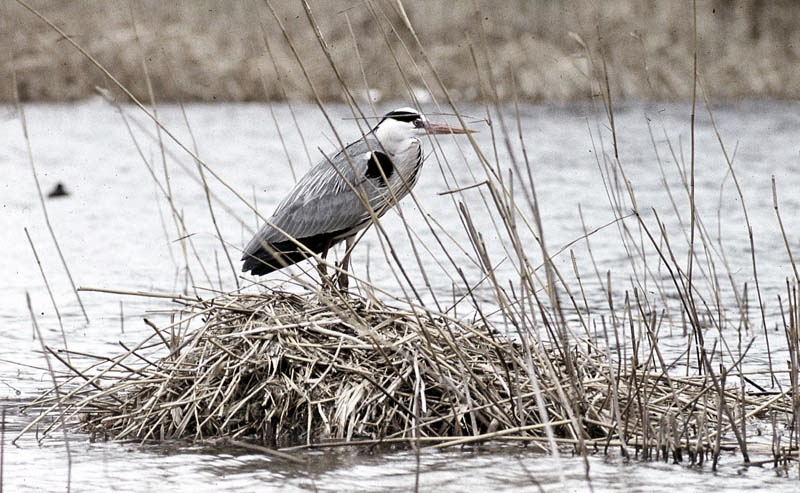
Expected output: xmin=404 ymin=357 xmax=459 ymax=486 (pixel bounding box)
xmin=2 ymin=0 xmax=799 ymax=102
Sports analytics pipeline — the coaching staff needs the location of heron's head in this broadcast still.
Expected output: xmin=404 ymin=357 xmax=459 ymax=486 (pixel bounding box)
xmin=374 ymin=107 xmax=474 ymax=150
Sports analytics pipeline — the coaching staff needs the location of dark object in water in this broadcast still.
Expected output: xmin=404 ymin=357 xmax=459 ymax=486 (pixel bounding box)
xmin=47 ymin=182 xmax=69 ymax=198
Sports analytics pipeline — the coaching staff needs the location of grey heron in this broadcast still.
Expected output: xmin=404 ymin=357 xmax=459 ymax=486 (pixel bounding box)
xmin=241 ymin=107 xmax=474 ymax=286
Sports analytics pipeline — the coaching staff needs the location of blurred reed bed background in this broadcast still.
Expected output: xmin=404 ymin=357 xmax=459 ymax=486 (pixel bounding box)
xmin=3 ymin=0 xmax=800 ymax=103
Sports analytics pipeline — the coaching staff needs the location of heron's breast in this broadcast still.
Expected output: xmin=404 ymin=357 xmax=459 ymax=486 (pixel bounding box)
xmin=389 ymin=138 xmax=423 ymax=181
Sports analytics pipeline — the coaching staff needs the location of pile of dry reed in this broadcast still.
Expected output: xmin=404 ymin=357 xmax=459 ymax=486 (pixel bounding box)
xmin=20 ymin=288 xmax=536 ymax=447
xmin=18 ymin=286 xmax=796 ymax=462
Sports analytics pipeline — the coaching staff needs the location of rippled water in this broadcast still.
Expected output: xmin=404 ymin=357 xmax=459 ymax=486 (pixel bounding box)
xmin=3 ymin=419 xmax=796 ymax=493
xmin=2 ymin=100 xmax=799 ymax=491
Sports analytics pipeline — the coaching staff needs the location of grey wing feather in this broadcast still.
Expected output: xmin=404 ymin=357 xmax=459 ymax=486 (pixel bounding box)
xmin=244 ymin=137 xmax=382 ymax=253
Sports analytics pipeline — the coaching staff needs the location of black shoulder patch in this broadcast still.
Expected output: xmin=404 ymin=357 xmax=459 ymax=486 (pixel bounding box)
xmin=365 ymin=151 xmax=394 ymax=185
xmin=382 ymin=109 xmax=420 ymax=123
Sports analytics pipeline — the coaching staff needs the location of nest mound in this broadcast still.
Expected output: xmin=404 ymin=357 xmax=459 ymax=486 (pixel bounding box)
xmin=73 ymin=289 xmax=546 ymax=447
xmin=20 ymin=288 xmax=795 ymax=461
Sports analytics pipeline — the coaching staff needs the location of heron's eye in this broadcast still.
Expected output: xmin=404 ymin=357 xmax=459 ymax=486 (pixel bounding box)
xmin=414 ymin=118 xmax=425 ymax=129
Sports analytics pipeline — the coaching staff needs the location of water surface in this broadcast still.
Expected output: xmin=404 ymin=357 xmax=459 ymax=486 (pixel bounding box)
xmin=2 ymin=100 xmax=799 ymax=491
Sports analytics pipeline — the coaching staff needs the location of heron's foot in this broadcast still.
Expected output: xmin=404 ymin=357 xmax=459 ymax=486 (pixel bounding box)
xmin=315 ymin=261 xmax=350 ymax=293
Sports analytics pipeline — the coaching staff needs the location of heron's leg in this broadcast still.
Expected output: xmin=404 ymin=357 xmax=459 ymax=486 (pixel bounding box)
xmin=337 ymin=236 xmax=355 ymax=291
xmin=318 ymin=247 xmax=328 ymax=277
xmin=317 ymin=241 xmax=334 ymax=290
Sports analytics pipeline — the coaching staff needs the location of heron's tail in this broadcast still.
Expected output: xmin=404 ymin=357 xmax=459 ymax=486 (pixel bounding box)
xmin=240 ymin=230 xmax=350 ymax=276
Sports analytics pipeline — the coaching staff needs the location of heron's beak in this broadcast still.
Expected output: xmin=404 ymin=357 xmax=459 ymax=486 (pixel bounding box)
xmin=424 ymin=121 xmax=477 ymax=135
